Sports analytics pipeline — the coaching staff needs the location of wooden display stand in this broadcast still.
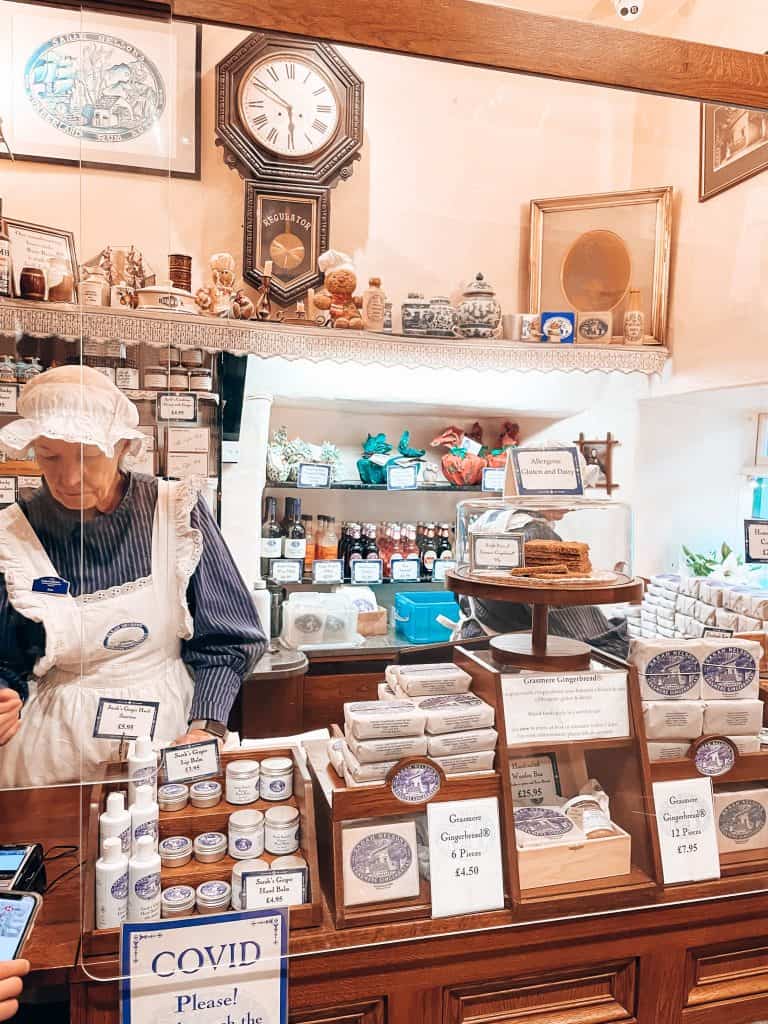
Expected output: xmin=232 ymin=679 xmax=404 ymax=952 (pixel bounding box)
xmin=81 ymin=747 xmax=322 ymax=958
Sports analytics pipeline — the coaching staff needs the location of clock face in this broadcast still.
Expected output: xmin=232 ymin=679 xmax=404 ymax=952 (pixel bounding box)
xmin=239 ymin=54 xmax=340 ymax=158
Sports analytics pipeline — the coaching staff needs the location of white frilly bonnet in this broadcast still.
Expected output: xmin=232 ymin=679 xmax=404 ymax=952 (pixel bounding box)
xmin=0 ymin=364 xmax=147 ymax=459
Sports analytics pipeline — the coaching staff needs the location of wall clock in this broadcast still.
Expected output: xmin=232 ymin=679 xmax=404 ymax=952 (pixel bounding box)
xmin=216 ymin=31 xmax=364 ymax=187
xmin=243 ymin=181 xmax=330 ymax=305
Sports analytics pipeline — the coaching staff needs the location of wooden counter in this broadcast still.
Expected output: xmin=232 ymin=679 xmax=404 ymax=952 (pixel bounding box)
xmin=7 ymin=777 xmax=768 ymax=1024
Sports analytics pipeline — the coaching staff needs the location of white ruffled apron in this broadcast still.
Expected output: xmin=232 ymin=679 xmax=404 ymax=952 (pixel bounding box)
xmin=0 ymin=480 xmax=202 ymax=789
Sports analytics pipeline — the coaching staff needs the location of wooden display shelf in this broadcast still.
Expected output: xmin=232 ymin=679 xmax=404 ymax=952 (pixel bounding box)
xmin=650 ymin=749 xmax=768 ymax=784
xmin=81 ymin=747 xmax=322 ymax=958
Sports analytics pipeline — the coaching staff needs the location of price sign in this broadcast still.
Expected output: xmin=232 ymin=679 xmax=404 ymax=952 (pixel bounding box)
xmin=391 ymin=559 xmax=420 ymax=583
xmin=297 ymin=463 xmax=332 ymax=488
xmin=312 ymin=560 xmax=344 ymax=584
xmin=120 ymin=909 xmax=287 ymax=1024
xmin=0 ymin=477 xmax=15 ymax=505
xmin=432 ymin=559 xmax=456 ymax=582
xmin=502 ymin=671 xmax=629 ymax=743
xmin=470 ymin=533 xmax=524 ymax=573
xmin=427 ymin=797 xmax=504 ymax=918
xmin=157 ymin=393 xmax=198 ymax=422
xmin=652 ymin=778 xmax=720 ymax=884
xmin=0 ymin=385 xmax=17 ymax=414
xmin=351 ymin=559 xmax=383 ymax=585
xmin=93 ymin=698 xmax=159 ymax=741
xmin=161 ymin=739 xmax=221 ymax=784
xmin=481 ymin=467 xmax=505 ymax=492
xmin=506 ymin=445 xmax=583 ymax=497
xmin=745 ymin=519 xmax=768 ymax=563
xmin=242 ymin=867 xmax=307 ymax=910
xmin=269 ymin=559 xmax=303 ymax=584
xmin=460 ymin=435 xmax=483 ymax=456
xmin=386 ymin=464 xmax=418 ymax=490
xmin=703 ymin=626 xmax=734 ymax=639
xmin=508 ymin=754 xmax=561 ymax=806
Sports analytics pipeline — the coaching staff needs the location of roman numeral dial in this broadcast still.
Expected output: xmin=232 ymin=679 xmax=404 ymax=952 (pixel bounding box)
xmin=239 ymin=55 xmax=340 ymax=158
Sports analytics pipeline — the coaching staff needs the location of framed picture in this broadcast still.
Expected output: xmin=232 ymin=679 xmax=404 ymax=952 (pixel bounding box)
xmin=4 ymin=217 xmax=78 ymax=302
xmin=0 ymin=3 xmax=200 ymax=178
xmin=243 ymin=181 xmax=330 ymax=306
xmin=700 ymin=104 xmax=768 ymax=202
xmin=575 ymin=432 xmax=620 ymax=496
xmin=755 ymin=414 xmax=768 ymax=467
xmin=529 ymin=187 xmax=672 ymax=346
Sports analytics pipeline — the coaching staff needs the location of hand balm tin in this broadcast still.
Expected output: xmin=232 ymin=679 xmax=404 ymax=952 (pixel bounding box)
xmin=190 ymin=780 xmax=222 ymax=808
xmin=193 ymin=831 xmax=227 ymax=863
xmin=196 ymin=880 xmax=231 ymax=914
xmin=226 ymin=759 xmax=260 ymax=804
xmin=260 ymin=757 xmax=293 ymax=801
xmin=158 ymin=783 xmax=189 ymax=812
xmin=264 ymin=805 xmax=300 ymax=854
xmin=159 ymin=836 xmax=193 ymax=867
xmin=161 ymin=884 xmax=195 ymax=919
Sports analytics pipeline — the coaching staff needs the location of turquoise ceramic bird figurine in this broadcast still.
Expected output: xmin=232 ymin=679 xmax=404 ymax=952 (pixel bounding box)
xmin=397 ymin=431 xmax=425 ymax=460
xmin=357 ymin=432 xmax=393 ymax=485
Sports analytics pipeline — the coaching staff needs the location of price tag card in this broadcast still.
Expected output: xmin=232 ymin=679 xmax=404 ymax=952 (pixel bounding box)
xmin=166 ymin=451 xmax=208 ymax=479
xmin=351 ymin=559 xmax=383 ymax=585
xmin=120 ymin=908 xmax=287 ymax=1024
xmin=0 ymin=477 xmax=15 ymax=505
xmin=505 ymin=445 xmax=583 ymax=497
xmin=270 ymin=559 xmax=303 ymax=584
xmin=460 ymin=435 xmax=484 ymax=456
xmin=470 ymin=533 xmax=524 ymax=573
xmin=161 ymin=739 xmax=221 ymax=784
xmin=481 ymin=467 xmax=505 ymax=492
xmin=508 ymin=754 xmax=561 ymax=806
xmin=652 ymin=778 xmax=720 ymax=884
xmin=391 ymin=559 xmax=420 ymax=582
xmin=242 ymin=868 xmax=308 ymax=910
xmin=745 ymin=519 xmax=768 ymax=563
xmin=502 ymin=670 xmax=629 ymax=743
xmin=386 ymin=463 xmax=418 ymax=490
xmin=297 ymin=462 xmax=331 ymax=488
xmin=166 ymin=426 xmax=209 ymax=453
xmin=17 ymin=476 xmax=42 ymax=490
xmin=93 ymin=698 xmax=159 ymax=741
xmin=157 ymin=393 xmax=198 ymax=422
xmin=312 ymin=559 xmax=344 ymax=584
xmin=703 ymin=626 xmax=735 ymax=639
xmin=0 ymin=385 xmax=17 ymax=414
xmin=427 ymin=797 xmax=504 ymax=918
xmin=432 ymin=559 xmax=456 ymax=582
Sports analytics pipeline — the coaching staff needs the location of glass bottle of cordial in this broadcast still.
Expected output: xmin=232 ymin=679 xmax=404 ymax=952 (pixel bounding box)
xmin=261 ymin=496 xmax=282 ymax=578
xmin=421 ymin=526 xmax=438 ymax=577
xmin=0 ymin=199 xmax=11 ymax=299
xmin=345 ymin=524 xmax=363 ymax=578
xmin=302 ymin=514 xmax=315 ymax=571
xmin=283 ymin=498 xmax=307 ymax=572
xmin=363 ymin=523 xmax=380 ymax=560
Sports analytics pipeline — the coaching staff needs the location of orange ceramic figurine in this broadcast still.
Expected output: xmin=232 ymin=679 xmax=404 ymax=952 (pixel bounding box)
xmin=314 ymin=250 xmax=364 ymax=330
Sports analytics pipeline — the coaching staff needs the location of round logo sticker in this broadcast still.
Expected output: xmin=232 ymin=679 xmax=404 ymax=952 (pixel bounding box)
xmin=25 ymin=33 xmax=166 ymax=144
xmin=350 ymin=832 xmax=413 ymax=885
xmin=703 ymin=646 xmax=757 ymax=695
xmin=694 ymin=737 xmax=736 ymax=777
xmin=111 ymin=872 xmax=128 ymax=900
xmin=103 ymin=622 xmax=149 ymax=651
xmin=390 ymin=761 xmax=442 ymax=803
xmin=645 ymin=650 xmax=701 ymax=697
xmin=514 ymin=806 xmax=574 ymax=838
xmin=719 ymin=799 xmax=767 ymax=842
xmin=134 ymin=872 xmax=160 ymax=900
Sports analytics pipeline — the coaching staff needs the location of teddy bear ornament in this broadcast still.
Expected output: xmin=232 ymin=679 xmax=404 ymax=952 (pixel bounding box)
xmin=314 ymin=250 xmax=364 ymax=329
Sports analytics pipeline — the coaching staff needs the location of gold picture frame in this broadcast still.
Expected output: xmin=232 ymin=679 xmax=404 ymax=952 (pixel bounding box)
xmin=529 ymin=186 xmax=673 ymax=346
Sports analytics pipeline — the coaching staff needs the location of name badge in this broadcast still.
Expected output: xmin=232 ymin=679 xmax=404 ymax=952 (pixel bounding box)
xmin=93 ymin=698 xmax=159 ymax=741
xmin=32 ymin=576 xmax=70 ymax=595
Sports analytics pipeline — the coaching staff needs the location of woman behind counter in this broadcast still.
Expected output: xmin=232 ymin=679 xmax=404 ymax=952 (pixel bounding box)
xmin=0 ymin=366 xmax=266 ymax=788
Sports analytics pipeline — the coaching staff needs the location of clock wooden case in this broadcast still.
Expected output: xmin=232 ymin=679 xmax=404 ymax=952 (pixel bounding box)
xmin=216 ymin=31 xmax=364 ymax=187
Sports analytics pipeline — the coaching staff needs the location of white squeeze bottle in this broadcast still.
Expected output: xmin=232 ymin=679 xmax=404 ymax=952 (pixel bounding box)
xmin=100 ymin=791 xmax=131 ymax=858
xmin=130 ymin=784 xmax=159 ymax=853
xmin=128 ymin=835 xmax=161 ymax=923
xmin=127 ymin=736 xmax=157 ymax=805
xmin=95 ymin=836 xmax=128 ymax=930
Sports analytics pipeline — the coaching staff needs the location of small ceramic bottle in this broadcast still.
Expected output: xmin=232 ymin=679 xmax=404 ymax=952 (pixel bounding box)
xmin=623 ymin=288 xmax=645 ymax=344
xmin=362 ymin=277 xmax=386 ymax=331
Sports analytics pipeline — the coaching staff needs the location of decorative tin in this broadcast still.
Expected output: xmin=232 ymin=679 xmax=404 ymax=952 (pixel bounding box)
xmin=693 ymin=736 xmax=737 ymax=777
xmin=388 ymin=759 xmax=442 ymax=804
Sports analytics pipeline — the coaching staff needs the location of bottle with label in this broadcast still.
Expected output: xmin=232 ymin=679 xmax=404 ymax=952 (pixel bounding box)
xmin=317 ymin=516 xmax=338 ymax=561
xmin=280 ymin=497 xmax=295 ymax=536
xmin=252 ymin=579 xmax=271 ymax=638
xmin=363 ymin=523 xmax=380 ymax=560
xmin=261 ymin=496 xmax=282 ymax=577
xmin=128 ymin=835 xmax=161 ymax=923
xmin=362 ymin=277 xmax=386 ymax=331
xmin=421 ymin=527 xmax=438 ymax=577
xmin=130 ymin=784 xmax=159 ymax=853
xmin=623 ymin=288 xmax=645 ymax=344
xmin=437 ymin=523 xmax=453 ymax=559
xmin=95 ymin=836 xmax=128 ymax=930
xmin=127 ymin=736 xmax=157 ymax=805
xmin=345 ymin=524 xmax=363 ymax=578
xmin=0 ymin=199 xmax=11 ymax=298
xmin=314 ymin=515 xmax=326 ymax=559
xmin=302 ymin=514 xmax=315 ymax=571
xmin=99 ymin=791 xmax=131 ymax=858
xmin=283 ymin=498 xmax=307 ymax=570
xmin=385 ymin=525 xmax=404 ymax=578
xmin=404 ymin=526 xmax=420 ymax=565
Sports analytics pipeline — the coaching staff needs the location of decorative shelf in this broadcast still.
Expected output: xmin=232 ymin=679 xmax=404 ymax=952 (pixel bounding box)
xmin=0 ymin=299 xmax=669 ymax=375
xmin=265 ymin=479 xmax=483 ymax=492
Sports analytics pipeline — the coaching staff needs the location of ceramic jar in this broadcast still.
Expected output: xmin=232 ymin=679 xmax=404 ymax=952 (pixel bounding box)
xmin=457 ymin=272 xmax=502 ymax=339
xmin=400 ymin=293 xmax=429 ymax=336
xmin=426 ymin=297 xmax=459 ymax=337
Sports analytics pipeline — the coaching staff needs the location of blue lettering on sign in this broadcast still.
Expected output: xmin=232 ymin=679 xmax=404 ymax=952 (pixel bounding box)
xmin=151 ymin=941 xmax=262 ymax=979
xmin=103 ymin=622 xmax=149 ymax=651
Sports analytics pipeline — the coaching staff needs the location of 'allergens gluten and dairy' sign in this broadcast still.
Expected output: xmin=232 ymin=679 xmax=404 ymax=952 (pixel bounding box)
xmin=504 ymin=446 xmax=583 ymax=497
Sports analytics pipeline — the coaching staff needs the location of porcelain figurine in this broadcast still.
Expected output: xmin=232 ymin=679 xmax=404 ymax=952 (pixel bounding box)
xmin=401 ymin=294 xmax=429 ymax=336
xmin=457 ymin=272 xmax=502 ymax=339
xmin=315 ymin=250 xmax=363 ymax=329
xmin=426 ymin=296 xmax=459 ymax=337
xmin=266 ymin=426 xmax=342 ymax=483
xmin=195 ymin=252 xmax=254 ymax=319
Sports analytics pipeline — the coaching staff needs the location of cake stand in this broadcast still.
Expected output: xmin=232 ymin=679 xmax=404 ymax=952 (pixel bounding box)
xmin=445 ymin=567 xmax=644 ymax=671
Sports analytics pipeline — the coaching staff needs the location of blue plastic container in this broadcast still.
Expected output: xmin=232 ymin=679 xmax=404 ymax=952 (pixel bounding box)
xmin=394 ymin=591 xmax=459 ymax=644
